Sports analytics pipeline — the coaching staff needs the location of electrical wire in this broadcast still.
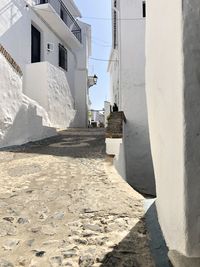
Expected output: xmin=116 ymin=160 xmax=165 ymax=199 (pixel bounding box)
xmin=81 ymin=16 xmax=144 ymax=21
xmin=25 ymin=2 xmax=144 ymax=22
xmin=90 ymin=57 xmax=118 ymax=62
xmin=23 ymin=1 xmax=114 ymax=65
xmin=92 ymin=40 xmax=111 ymax=48
xmin=25 ymin=1 xmax=113 ymax=46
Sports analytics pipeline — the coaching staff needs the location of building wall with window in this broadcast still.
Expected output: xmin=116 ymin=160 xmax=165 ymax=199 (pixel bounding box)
xmin=0 ymin=0 xmax=91 ymax=130
xmin=0 ymin=0 xmax=66 ymax=72
xmin=108 ymin=0 xmax=155 ymax=196
xmin=108 ymin=49 xmax=120 ymax=107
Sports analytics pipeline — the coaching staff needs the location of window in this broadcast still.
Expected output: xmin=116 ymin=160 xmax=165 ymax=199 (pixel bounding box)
xmin=31 ymin=25 xmax=41 ymax=63
xmin=40 ymin=0 xmax=48 ymax=3
xmin=113 ymin=0 xmax=118 ymax=49
xmin=113 ymin=10 xmax=117 ymax=49
xmin=59 ymin=44 xmax=68 ymax=71
xmin=142 ymin=1 xmax=146 ymax=18
xmin=60 ymin=8 xmax=64 ymax=20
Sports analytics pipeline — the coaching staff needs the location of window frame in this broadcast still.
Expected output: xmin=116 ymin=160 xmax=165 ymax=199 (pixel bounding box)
xmin=59 ymin=44 xmax=68 ymax=72
xmin=142 ymin=1 xmax=146 ymax=18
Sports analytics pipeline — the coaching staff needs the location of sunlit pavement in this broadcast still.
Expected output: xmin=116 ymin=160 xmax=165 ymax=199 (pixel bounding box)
xmin=0 ymin=129 xmax=155 ymax=267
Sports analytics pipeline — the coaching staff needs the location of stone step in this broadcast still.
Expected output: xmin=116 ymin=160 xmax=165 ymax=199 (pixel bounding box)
xmin=106 ymin=111 xmax=126 ymax=138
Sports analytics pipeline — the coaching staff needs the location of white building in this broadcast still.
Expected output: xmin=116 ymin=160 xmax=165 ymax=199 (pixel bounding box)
xmin=146 ymin=0 xmax=200 ymax=264
xmin=107 ymin=0 xmax=155 ymax=196
xmin=89 ymin=109 xmax=105 ymax=127
xmin=0 ymin=0 xmax=91 ymax=147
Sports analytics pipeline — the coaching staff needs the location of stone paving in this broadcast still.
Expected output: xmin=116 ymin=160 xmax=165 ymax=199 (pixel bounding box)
xmin=0 ymin=129 xmax=155 ymax=267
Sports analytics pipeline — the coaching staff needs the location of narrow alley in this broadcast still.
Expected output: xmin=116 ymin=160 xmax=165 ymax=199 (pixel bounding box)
xmin=0 ymin=129 xmax=155 ymax=267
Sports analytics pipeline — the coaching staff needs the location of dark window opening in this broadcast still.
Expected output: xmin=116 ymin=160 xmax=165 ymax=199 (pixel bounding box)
xmin=113 ymin=10 xmax=117 ymax=49
xmin=59 ymin=44 xmax=68 ymax=71
xmin=142 ymin=1 xmax=146 ymax=18
xmin=31 ymin=25 xmax=41 ymax=63
xmin=114 ymin=0 xmax=117 ymax=8
xmin=60 ymin=8 xmax=64 ymax=20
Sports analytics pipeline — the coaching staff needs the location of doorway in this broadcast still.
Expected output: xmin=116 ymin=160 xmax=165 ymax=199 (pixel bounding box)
xmin=31 ymin=25 xmax=41 ymax=63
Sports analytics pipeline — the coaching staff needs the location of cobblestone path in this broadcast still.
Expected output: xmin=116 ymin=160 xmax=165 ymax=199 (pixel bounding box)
xmin=0 ymin=129 xmax=155 ymax=267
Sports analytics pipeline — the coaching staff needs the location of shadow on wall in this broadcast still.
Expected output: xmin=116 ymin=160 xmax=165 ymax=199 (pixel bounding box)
xmin=100 ymin=203 xmax=172 ymax=267
xmin=69 ymin=111 xmax=86 ymax=128
xmin=0 ymin=101 xmax=57 ymax=148
xmin=123 ymin=120 xmax=156 ymax=197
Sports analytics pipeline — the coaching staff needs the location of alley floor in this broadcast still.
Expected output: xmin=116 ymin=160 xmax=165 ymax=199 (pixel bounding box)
xmin=0 ymin=129 xmax=155 ymax=267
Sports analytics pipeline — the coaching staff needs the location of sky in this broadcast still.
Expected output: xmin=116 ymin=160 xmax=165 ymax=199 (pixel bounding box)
xmin=74 ymin=0 xmax=112 ymax=110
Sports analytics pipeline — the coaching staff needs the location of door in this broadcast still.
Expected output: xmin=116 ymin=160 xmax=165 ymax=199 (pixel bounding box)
xmin=31 ymin=25 xmax=41 ymax=63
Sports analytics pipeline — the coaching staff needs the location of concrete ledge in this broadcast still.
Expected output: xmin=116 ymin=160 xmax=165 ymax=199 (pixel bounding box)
xmin=168 ymin=251 xmax=200 ymax=267
xmin=106 ymin=138 xmax=122 ymax=156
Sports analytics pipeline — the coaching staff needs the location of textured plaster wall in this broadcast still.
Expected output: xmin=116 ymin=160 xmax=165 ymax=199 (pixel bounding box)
xmin=0 ymin=53 xmax=56 ymax=148
xmin=146 ymin=0 xmax=188 ymax=256
xmin=47 ymin=63 xmax=76 ymax=128
xmin=24 ymin=62 xmax=76 ymax=129
xmin=116 ymin=0 xmax=155 ymax=195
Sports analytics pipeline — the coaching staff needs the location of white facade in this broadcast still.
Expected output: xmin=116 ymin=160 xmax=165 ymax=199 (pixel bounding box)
xmin=89 ymin=110 xmax=105 ymax=126
xmin=0 ymin=0 xmax=91 ymax=147
xmin=146 ymin=0 xmax=200 ymax=261
xmin=23 ymin=62 xmax=76 ymax=128
xmin=0 ymin=53 xmax=56 ymax=147
xmin=108 ymin=0 xmax=155 ymax=196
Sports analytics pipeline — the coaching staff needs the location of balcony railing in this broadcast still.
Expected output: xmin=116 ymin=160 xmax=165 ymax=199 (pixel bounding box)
xmin=35 ymin=0 xmax=82 ymax=43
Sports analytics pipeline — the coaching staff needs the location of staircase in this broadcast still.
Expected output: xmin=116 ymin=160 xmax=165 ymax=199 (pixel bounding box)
xmin=106 ymin=111 xmax=126 ymax=138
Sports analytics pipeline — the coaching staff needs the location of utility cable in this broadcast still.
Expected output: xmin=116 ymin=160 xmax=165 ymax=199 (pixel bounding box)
xmin=25 ymin=2 xmax=144 ymax=22
xmin=81 ymin=16 xmax=144 ymax=21
xmin=24 ymin=2 xmax=112 ymax=46
xmin=90 ymin=57 xmax=118 ymax=62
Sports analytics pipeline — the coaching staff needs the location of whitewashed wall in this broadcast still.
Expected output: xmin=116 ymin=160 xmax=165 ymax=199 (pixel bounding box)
xmin=73 ymin=21 xmax=91 ymax=128
xmin=23 ymin=62 xmax=76 ymax=129
xmin=108 ymin=0 xmax=155 ymax=195
xmin=0 ymin=53 xmax=56 ymax=148
xmin=146 ymin=0 xmax=200 ymax=259
xmin=108 ymin=50 xmax=120 ymax=106
xmin=0 ymin=0 xmax=91 ymax=128
xmin=120 ymin=0 xmax=155 ymax=196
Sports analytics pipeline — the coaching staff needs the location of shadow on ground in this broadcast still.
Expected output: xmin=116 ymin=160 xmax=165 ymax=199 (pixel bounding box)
xmin=100 ymin=203 xmax=172 ymax=267
xmin=0 ymin=129 xmax=106 ymax=159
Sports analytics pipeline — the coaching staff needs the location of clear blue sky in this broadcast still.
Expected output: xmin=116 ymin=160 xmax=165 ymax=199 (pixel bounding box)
xmin=75 ymin=0 xmax=112 ymax=110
